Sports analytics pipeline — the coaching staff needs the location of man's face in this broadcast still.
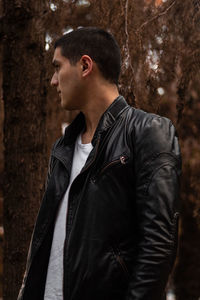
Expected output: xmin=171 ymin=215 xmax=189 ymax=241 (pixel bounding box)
xmin=51 ymin=47 xmax=83 ymax=110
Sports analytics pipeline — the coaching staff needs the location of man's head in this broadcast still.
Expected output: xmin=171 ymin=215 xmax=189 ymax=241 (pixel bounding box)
xmin=54 ymin=27 xmax=121 ymax=85
xmin=51 ymin=27 xmax=121 ymax=110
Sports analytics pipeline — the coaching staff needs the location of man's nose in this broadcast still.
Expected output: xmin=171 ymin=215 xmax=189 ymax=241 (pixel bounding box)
xmin=51 ymin=73 xmax=58 ymax=86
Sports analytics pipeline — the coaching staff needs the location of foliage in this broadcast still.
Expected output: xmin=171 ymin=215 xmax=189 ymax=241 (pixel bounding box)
xmin=1 ymin=0 xmax=200 ymax=298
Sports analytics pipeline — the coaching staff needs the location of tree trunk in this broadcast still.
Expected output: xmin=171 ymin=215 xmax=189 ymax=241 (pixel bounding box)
xmin=2 ymin=1 xmax=48 ymax=299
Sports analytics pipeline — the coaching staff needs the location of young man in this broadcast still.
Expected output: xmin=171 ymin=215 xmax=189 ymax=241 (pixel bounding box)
xmin=18 ymin=27 xmax=181 ymax=300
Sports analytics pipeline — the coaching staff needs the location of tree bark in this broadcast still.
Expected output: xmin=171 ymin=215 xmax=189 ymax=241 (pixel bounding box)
xmin=2 ymin=0 xmax=200 ymax=299
xmin=2 ymin=1 xmax=48 ymax=298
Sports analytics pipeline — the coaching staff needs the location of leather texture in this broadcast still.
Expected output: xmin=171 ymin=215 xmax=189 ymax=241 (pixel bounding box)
xmin=18 ymin=95 xmax=181 ymax=300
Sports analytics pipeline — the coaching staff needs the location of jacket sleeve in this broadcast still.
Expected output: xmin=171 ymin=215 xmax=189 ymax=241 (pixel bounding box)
xmin=126 ymin=115 xmax=181 ymax=300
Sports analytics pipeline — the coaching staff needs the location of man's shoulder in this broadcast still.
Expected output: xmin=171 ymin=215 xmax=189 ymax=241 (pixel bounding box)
xmin=132 ymin=106 xmax=171 ymax=123
xmin=125 ymin=106 xmax=180 ymax=157
xmin=125 ymin=106 xmax=173 ymax=136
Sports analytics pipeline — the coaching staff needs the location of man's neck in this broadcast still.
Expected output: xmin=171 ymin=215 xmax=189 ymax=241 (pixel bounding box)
xmin=81 ymin=88 xmax=119 ymax=144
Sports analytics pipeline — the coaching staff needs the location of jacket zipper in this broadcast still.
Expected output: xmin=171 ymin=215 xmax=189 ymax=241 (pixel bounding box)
xmin=171 ymin=212 xmax=179 ymax=260
xmin=63 ymin=135 xmax=101 ymax=299
xmin=112 ymin=245 xmax=130 ymax=279
xmin=80 ymin=136 xmax=101 ymax=174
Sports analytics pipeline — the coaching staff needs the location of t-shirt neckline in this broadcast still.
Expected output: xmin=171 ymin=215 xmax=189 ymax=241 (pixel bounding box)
xmin=77 ymin=133 xmax=92 ymax=148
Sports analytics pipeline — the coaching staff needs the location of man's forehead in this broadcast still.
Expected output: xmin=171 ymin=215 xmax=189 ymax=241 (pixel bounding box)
xmin=52 ymin=47 xmax=71 ymax=65
xmin=52 ymin=47 xmax=61 ymax=63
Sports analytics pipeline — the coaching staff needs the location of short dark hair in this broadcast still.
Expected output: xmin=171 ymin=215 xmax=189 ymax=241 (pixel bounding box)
xmin=54 ymin=27 xmax=121 ymax=85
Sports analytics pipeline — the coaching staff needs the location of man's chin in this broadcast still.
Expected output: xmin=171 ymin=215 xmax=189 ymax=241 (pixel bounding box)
xmin=60 ymin=99 xmax=70 ymax=110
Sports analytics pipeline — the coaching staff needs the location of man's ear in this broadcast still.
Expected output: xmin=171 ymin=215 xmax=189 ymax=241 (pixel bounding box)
xmin=80 ymin=55 xmax=93 ymax=77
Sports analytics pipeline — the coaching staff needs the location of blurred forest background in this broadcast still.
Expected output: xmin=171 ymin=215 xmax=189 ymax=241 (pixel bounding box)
xmin=0 ymin=0 xmax=200 ymax=299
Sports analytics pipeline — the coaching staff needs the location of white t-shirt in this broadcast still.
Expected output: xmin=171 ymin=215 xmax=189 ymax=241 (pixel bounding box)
xmin=44 ymin=133 xmax=93 ymax=300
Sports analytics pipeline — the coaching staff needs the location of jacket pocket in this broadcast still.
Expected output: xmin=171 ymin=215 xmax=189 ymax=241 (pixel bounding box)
xmin=92 ymin=154 xmax=129 ymax=181
xmin=111 ymin=244 xmax=130 ymax=279
xmin=101 ymin=155 xmax=129 ymax=174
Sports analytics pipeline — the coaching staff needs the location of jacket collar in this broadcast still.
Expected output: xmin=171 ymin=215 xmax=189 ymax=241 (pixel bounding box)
xmin=63 ymin=95 xmax=128 ymax=146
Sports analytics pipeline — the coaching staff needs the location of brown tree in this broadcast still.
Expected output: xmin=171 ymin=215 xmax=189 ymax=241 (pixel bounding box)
xmin=0 ymin=31 xmax=4 ymax=300
xmin=1 ymin=0 xmax=200 ymax=299
xmin=2 ymin=1 xmax=49 ymax=298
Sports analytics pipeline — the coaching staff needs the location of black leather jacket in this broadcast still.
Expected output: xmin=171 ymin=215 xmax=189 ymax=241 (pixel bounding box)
xmin=18 ymin=96 xmax=181 ymax=300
